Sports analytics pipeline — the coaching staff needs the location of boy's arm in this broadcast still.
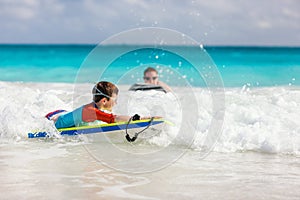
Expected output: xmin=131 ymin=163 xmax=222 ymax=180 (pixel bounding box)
xmin=115 ymin=115 xmax=162 ymax=122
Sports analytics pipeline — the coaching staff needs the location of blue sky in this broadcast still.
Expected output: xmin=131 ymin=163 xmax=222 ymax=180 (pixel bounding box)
xmin=0 ymin=0 xmax=299 ymax=45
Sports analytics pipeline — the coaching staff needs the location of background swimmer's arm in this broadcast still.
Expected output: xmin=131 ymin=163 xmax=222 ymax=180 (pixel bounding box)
xmin=157 ymin=81 xmax=172 ymax=92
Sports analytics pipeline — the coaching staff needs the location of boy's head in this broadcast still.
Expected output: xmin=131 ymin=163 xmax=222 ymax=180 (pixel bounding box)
xmin=143 ymin=67 xmax=159 ymax=84
xmin=92 ymin=81 xmax=119 ymax=106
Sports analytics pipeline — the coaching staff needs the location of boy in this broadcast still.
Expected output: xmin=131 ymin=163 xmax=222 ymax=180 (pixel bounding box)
xmin=46 ymin=81 xmax=145 ymax=129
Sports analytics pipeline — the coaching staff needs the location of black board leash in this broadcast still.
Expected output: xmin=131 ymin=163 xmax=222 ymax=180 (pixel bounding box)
xmin=125 ymin=115 xmax=154 ymax=142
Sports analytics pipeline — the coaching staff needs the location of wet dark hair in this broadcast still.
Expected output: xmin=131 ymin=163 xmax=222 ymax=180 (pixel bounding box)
xmin=92 ymin=81 xmax=119 ymax=103
xmin=144 ymin=67 xmax=158 ymax=76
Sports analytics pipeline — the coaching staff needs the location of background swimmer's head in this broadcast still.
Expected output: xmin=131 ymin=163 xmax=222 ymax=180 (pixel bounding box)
xmin=143 ymin=67 xmax=159 ymax=85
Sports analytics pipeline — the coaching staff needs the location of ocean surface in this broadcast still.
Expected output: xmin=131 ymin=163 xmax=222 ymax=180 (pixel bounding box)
xmin=0 ymin=45 xmax=299 ymax=87
xmin=0 ymin=44 xmax=300 ymax=199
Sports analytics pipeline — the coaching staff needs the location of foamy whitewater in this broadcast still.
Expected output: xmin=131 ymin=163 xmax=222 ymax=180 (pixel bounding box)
xmin=0 ymin=81 xmax=299 ymax=199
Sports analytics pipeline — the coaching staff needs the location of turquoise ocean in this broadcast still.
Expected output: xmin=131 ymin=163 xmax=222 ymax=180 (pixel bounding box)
xmin=0 ymin=45 xmax=300 ymax=199
xmin=0 ymin=45 xmax=299 ymax=87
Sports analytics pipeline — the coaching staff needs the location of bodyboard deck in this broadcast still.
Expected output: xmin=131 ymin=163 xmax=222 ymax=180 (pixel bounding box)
xmin=28 ymin=119 xmax=164 ymax=138
xmin=129 ymin=83 xmax=167 ymax=93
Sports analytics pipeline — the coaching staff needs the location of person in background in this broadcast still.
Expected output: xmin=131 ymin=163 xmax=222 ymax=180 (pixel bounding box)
xmin=143 ymin=67 xmax=172 ymax=92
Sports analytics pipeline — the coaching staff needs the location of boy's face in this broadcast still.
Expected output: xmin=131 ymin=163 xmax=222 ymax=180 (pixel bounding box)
xmin=102 ymin=93 xmax=118 ymax=111
xmin=144 ymin=71 xmax=158 ymax=84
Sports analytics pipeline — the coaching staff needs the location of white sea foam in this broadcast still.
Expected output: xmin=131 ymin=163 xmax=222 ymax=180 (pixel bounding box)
xmin=0 ymin=81 xmax=299 ymax=155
